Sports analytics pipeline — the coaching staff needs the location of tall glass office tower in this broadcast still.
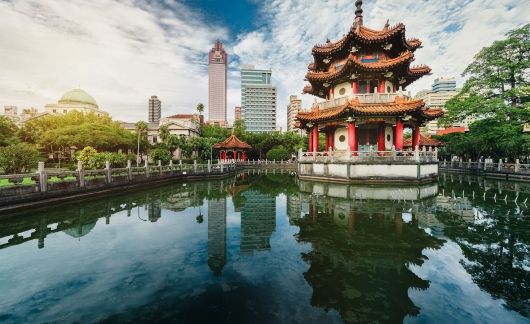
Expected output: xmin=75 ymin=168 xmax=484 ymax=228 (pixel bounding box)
xmin=241 ymin=65 xmax=277 ymax=133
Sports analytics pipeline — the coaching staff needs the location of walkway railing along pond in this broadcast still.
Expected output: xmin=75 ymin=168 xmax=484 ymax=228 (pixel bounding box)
xmin=439 ymin=159 xmax=530 ymax=176
xmin=298 ymin=147 xmax=438 ymax=163
xmin=0 ymin=160 xmax=237 ymax=205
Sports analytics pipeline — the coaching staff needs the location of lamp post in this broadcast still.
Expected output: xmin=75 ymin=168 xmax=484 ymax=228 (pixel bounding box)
xmin=136 ymin=132 xmax=141 ymax=168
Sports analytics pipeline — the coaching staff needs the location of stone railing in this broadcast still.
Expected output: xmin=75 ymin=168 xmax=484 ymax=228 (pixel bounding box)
xmin=0 ymin=159 xmax=237 ymax=206
xmin=439 ymin=158 xmax=530 ymax=178
xmin=298 ymin=146 xmax=438 ymax=163
xmin=315 ymin=92 xmax=408 ymax=110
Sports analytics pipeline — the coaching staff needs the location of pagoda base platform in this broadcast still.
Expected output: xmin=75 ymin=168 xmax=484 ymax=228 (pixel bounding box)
xmin=298 ymin=178 xmax=438 ymax=201
xmin=297 ymin=161 xmax=438 ymax=184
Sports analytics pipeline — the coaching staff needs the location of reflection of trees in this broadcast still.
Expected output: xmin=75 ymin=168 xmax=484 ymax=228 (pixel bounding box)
xmin=438 ymin=177 xmax=530 ymax=317
xmin=295 ymin=197 xmax=444 ymax=323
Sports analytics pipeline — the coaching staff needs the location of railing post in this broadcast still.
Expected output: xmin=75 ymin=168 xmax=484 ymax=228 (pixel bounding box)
xmin=193 ymin=160 xmax=197 ymax=173
xmin=458 ymin=158 xmax=463 ymax=168
xmin=208 ymin=160 xmax=211 ymax=173
xmin=179 ymin=160 xmax=182 ymax=172
xmin=444 ymin=159 xmax=447 ymax=167
xmin=434 ymin=147 xmax=438 ymax=161
xmin=145 ymin=159 xmax=149 ymax=178
xmin=105 ymin=161 xmax=112 ymax=184
xmin=467 ymin=159 xmax=471 ymax=169
xmin=38 ymin=161 xmax=47 ymax=192
xmin=169 ymin=160 xmax=173 ymax=173
xmin=77 ymin=160 xmax=85 ymax=188
xmin=515 ymin=159 xmax=520 ymax=173
xmin=220 ymin=163 xmax=224 ymax=173
xmin=414 ymin=145 xmax=419 ymax=162
xmin=391 ymin=145 xmax=396 ymax=161
xmin=158 ymin=160 xmax=162 ymax=176
xmin=498 ymin=159 xmax=502 ymax=171
xmin=127 ymin=160 xmax=132 ymax=181
xmin=298 ymin=148 xmax=302 ymax=161
xmin=483 ymin=159 xmax=488 ymax=171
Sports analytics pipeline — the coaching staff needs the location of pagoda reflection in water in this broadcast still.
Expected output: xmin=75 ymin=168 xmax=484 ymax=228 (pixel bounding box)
xmin=292 ymin=192 xmax=444 ymax=323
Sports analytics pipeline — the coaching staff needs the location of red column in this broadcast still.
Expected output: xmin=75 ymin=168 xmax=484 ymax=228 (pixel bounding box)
xmin=242 ymin=151 xmax=246 ymax=161
xmin=308 ymin=129 xmax=313 ymax=152
xmin=377 ymin=124 xmax=386 ymax=151
xmin=329 ymin=88 xmax=333 ymax=99
xmin=347 ymin=122 xmax=357 ymax=151
xmin=352 ymin=81 xmax=359 ymax=94
xmin=412 ymin=126 xmax=420 ymax=149
xmin=330 ymin=128 xmax=335 ymax=149
xmin=312 ymin=126 xmax=319 ymax=152
xmin=378 ymin=79 xmax=385 ymax=93
xmin=395 ymin=118 xmax=403 ymax=150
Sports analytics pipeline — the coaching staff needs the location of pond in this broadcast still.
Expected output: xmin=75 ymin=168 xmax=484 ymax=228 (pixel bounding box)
xmin=0 ymin=171 xmax=528 ymax=323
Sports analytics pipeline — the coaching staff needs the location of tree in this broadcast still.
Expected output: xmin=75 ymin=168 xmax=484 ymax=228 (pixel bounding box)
xmin=76 ymin=146 xmax=98 ymax=167
xmin=0 ymin=143 xmax=41 ymax=174
xmin=158 ymin=124 xmax=170 ymax=144
xmin=441 ymin=23 xmax=530 ymax=126
xmin=196 ymin=103 xmax=204 ymax=116
xmin=266 ymin=145 xmax=290 ymax=161
xmin=150 ymin=147 xmax=171 ymax=165
xmin=233 ymin=120 xmax=246 ymax=138
xmin=0 ymin=116 xmax=19 ymax=147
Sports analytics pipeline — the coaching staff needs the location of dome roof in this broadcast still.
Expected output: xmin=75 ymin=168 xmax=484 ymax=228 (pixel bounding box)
xmin=59 ymin=88 xmax=98 ymax=107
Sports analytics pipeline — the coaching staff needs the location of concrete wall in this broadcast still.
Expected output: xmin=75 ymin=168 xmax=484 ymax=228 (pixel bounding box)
xmin=298 ymin=161 xmax=438 ymax=183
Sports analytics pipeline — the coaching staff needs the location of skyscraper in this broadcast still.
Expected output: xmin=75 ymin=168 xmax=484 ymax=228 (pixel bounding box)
xmin=287 ymin=95 xmax=302 ymax=132
xmin=148 ymin=95 xmax=161 ymax=123
xmin=241 ymin=65 xmax=277 ymax=133
xmin=208 ymin=40 xmax=228 ymax=127
xmin=234 ymin=106 xmax=241 ymax=121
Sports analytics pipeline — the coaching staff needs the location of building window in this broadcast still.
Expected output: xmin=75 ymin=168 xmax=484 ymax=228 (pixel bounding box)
xmin=153 ymin=136 xmax=157 ymax=143
xmin=339 ymin=135 xmax=346 ymax=142
xmin=339 ymin=87 xmax=346 ymax=95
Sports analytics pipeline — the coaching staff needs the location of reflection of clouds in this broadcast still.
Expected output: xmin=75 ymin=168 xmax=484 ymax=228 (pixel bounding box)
xmin=407 ymin=242 xmax=527 ymax=324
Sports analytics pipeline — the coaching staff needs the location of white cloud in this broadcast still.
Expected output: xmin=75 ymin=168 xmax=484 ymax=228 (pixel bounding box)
xmin=229 ymin=0 xmax=530 ymax=129
xmin=0 ymin=0 xmax=228 ymax=122
xmin=1 ymin=0 xmax=528 ymax=128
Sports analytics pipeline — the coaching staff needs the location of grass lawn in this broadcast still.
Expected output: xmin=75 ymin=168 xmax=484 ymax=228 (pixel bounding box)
xmin=0 ymin=176 xmax=76 ymax=187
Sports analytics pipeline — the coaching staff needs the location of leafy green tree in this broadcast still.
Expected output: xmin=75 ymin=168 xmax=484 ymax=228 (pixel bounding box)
xmin=441 ymin=23 xmax=530 ymax=126
xmin=0 ymin=143 xmax=41 ymax=174
xmin=150 ymin=148 xmax=171 ymax=165
xmin=266 ymin=145 xmax=290 ymax=161
xmin=0 ymin=116 xmax=18 ymax=147
xmin=158 ymin=124 xmax=170 ymax=144
xmin=196 ymin=103 xmax=204 ymax=116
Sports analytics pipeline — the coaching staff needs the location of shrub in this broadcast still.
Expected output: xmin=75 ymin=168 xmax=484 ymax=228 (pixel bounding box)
xmin=150 ymin=148 xmax=171 ymax=165
xmin=266 ymin=145 xmax=290 ymax=161
xmin=86 ymin=152 xmax=128 ymax=169
xmin=0 ymin=143 xmax=41 ymax=174
xmin=76 ymin=146 xmax=98 ymax=167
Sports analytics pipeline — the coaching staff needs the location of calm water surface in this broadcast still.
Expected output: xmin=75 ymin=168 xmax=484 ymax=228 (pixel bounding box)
xmin=0 ymin=171 xmax=529 ymax=323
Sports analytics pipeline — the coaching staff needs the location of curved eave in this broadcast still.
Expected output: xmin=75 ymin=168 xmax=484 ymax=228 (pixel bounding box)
xmin=295 ymin=98 xmax=426 ymax=125
xmin=306 ymin=51 xmax=415 ymax=82
xmin=418 ymin=108 xmax=444 ymax=120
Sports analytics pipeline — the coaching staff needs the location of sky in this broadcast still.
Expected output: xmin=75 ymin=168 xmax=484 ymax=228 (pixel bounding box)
xmin=0 ymin=0 xmax=528 ymax=128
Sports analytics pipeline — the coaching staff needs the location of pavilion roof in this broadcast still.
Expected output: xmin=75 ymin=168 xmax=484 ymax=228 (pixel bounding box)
xmin=404 ymin=134 xmax=444 ymax=147
xmin=213 ymin=134 xmax=251 ymax=149
xmin=295 ymin=96 xmax=444 ymax=125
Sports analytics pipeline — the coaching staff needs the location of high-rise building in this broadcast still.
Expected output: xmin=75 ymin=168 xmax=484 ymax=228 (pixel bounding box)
xmin=287 ymin=95 xmax=302 ymax=132
xmin=241 ymin=65 xmax=277 ymax=133
xmin=415 ymin=78 xmax=463 ymax=134
xmin=148 ymin=95 xmax=161 ymax=123
xmin=432 ymin=77 xmax=457 ymax=92
xmin=234 ymin=106 xmax=241 ymax=121
xmin=208 ymin=40 xmax=228 ymax=127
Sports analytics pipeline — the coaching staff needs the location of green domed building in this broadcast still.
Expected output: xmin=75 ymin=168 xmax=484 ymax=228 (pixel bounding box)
xmin=45 ymin=88 xmax=109 ymax=117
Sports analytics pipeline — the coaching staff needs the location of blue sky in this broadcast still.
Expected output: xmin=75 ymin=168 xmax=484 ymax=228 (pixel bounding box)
xmin=0 ymin=0 xmax=528 ymax=127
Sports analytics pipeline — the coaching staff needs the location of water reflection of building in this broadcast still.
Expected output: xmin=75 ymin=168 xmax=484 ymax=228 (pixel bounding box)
xmin=147 ymin=201 xmax=161 ymax=222
xmin=208 ymin=198 xmax=227 ymax=275
xmin=240 ymin=191 xmax=276 ymax=254
xmin=294 ymin=194 xmax=444 ymax=323
xmin=286 ymin=193 xmax=302 ymax=224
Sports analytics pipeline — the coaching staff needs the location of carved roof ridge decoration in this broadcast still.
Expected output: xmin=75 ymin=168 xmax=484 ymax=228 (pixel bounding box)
xmin=213 ymin=134 xmax=252 ymax=149
xmin=306 ymin=51 xmax=415 ymax=82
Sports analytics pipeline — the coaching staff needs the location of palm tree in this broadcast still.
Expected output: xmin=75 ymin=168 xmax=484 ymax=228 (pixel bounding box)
xmin=158 ymin=124 xmax=170 ymax=144
xmin=135 ymin=121 xmax=148 ymax=166
xmin=196 ymin=103 xmax=204 ymax=116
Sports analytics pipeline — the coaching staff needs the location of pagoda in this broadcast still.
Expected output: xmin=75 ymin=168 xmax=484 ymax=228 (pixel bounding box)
xmin=214 ymin=133 xmax=251 ymax=161
xmin=296 ymin=0 xmax=443 ymax=153
xmin=295 ymin=1 xmax=442 ymax=183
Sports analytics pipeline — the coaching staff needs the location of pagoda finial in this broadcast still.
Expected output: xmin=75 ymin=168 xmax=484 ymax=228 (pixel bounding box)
xmin=355 ymin=0 xmax=363 ymax=26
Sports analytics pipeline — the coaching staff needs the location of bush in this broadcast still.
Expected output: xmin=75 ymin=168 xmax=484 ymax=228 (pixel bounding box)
xmin=76 ymin=146 xmax=98 ymax=167
xmin=86 ymin=152 xmax=128 ymax=169
xmin=266 ymin=145 xmax=290 ymax=161
xmin=150 ymin=148 xmax=171 ymax=165
xmin=0 ymin=143 xmax=41 ymax=174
